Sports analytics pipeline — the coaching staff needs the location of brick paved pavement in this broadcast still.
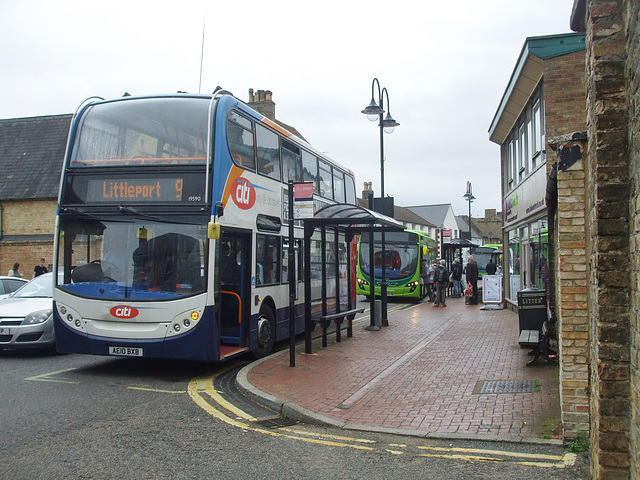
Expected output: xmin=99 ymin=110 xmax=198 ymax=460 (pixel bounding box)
xmin=243 ymin=295 xmax=561 ymax=442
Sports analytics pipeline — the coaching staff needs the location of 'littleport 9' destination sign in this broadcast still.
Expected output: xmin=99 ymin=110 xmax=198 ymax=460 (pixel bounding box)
xmin=86 ymin=178 xmax=184 ymax=203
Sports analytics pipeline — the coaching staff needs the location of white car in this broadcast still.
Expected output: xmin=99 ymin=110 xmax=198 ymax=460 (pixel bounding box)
xmin=0 ymin=272 xmax=57 ymax=350
xmin=0 ymin=275 xmax=28 ymax=300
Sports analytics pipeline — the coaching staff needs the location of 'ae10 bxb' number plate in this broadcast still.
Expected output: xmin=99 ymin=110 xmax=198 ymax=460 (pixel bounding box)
xmin=109 ymin=346 xmax=143 ymax=357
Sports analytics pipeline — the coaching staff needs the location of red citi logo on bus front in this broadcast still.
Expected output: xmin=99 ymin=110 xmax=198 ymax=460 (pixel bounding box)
xmin=232 ymin=178 xmax=256 ymax=210
xmin=110 ymin=305 xmax=139 ymax=319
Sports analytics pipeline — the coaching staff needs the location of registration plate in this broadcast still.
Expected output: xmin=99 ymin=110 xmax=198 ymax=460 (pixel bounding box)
xmin=109 ymin=346 xmax=143 ymax=357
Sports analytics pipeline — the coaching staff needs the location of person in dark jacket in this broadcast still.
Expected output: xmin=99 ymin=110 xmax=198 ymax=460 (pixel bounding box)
xmin=434 ymin=259 xmax=450 ymax=307
xmin=465 ymin=255 xmax=479 ymax=305
xmin=485 ymin=258 xmax=497 ymax=275
xmin=451 ymin=258 xmax=463 ymax=297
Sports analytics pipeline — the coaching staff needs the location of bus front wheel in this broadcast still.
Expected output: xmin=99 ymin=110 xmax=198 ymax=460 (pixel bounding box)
xmin=253 ymin=306 xmax=275 ymax=359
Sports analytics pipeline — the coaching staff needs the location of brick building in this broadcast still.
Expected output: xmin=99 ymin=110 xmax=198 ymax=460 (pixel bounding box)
xmin=489 ymin=32 xmax=589 ymax=443
xmin=491 ymin=2 xmax=640 ymax=478
xmin=0 ymin=114 xmax=71 ymax=277
xmin=571 ymin=0 xmax=640 ymax=478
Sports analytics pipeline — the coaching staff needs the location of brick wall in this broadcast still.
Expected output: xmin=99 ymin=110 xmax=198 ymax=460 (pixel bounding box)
xmin=625 ymin=1 xmax=640 ymax=478
xmin=0 ymin=199 xmax=57 ymax=276
xmin=555 ymin=147 xmax=590 ymax=439
xmin=585 ymin=0 xmax=633 ymax=478
xmin=544 ymin=51 xmax=589 ymax=141
xmin=542 ymin=45 xmax=590 ymax=442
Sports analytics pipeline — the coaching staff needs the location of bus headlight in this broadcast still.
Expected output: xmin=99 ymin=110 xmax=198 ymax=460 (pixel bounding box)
xmin=357 ymin=278 xmax=369 ymax=288
xmin=167 ymin=309 xmax=203 ymax=337
xmin=56 ymin=303 xmax=85 ymax=332
xmin=408 ymin=281 xmax=419 ymax=293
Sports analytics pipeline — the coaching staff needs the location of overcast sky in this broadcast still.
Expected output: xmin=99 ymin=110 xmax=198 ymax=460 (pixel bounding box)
xmin=0 ymin=0 xmax=578 ymax=218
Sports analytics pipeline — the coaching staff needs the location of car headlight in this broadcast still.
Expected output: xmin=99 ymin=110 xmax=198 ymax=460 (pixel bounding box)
xmin=22 ymin=309 xmax=52 ymax=325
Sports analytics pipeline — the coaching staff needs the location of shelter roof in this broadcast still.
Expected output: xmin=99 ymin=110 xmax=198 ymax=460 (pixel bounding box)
xmin=309 ymin=204 xmax=404 ymax=231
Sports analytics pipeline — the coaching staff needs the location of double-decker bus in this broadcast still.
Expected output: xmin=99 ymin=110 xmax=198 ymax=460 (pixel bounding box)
xmin=356 ymin=229 xmax=435 ymax=299
xmin=53 ymin=92 xmax=356 ymax=362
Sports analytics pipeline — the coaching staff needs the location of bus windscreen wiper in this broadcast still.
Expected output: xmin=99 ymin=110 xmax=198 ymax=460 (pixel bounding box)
xmin=61 ymin=207 xmax=101 ymax=220
xmin=117 ymin=205 xmax=160 ymax=221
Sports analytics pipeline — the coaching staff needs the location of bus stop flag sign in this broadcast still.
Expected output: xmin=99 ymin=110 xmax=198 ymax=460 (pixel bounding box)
xmin=294 ymin=182 xmax=314 ymax=219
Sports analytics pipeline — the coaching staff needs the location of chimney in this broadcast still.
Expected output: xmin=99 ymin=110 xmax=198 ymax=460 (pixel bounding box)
xmin=362 ymin=182 xmax=374 ymax=202
xmin=248 ymin=88 xmax=276 ymax=121
xmin=484 ymin=209 xmax=497 ymax=220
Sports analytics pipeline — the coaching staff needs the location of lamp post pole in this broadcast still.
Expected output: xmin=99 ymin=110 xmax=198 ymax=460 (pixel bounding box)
xmin=463 ymin=181 xmax=475 ymax=241
xmin=362 ymin=78 xmax=399 ymax=327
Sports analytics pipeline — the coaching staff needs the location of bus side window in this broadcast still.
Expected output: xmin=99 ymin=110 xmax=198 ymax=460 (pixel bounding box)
xmin=227 ymin=111 xmax=255 ymax=170
xmin=318 ymin=160 xmax=332 ymax=199
xmin=282 ymin=140 xmax=302 ymax=184
xmin=302 ymin=150 xmax=318 ymax=192
xmin=256 ymin=124 xmax=281 ymax=180
xmin=256 ymin=234 xmax=280 ymax=285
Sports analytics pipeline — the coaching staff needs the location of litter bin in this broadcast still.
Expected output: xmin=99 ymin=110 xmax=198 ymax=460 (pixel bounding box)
xmin=517 ymin=288 xmax=547 ymax=346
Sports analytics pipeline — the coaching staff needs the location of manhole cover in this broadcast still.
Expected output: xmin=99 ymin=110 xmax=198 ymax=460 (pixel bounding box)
xmin=253 ymin=417 xmax=298 ymax=429
xmin=478 ymin=380 xmax=538 ymax=394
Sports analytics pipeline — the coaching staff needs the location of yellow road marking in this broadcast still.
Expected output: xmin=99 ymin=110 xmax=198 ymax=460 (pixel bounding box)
xmin=278 ymin=427 xmax=377 ymax=444
xmin=418 ymin=446 xmax=574 ymax=468
xmin=25 ymin=368 xmax=80 ymax=384
xmin=188 ymin=371 xmax=577 ymax=468
xmin=126 ymin=386 xmax=186 ymax=394
xmin=188 ymin=374 xmax=374 ymax=451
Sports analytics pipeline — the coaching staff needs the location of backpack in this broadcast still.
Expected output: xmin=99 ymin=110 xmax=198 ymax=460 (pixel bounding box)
xmin=436 ymin=266 xmax=448 ymax=283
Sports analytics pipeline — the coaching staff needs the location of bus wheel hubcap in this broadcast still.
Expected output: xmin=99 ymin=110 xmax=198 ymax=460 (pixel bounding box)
xmin=257 ymin=316 xmax=271 ymax=346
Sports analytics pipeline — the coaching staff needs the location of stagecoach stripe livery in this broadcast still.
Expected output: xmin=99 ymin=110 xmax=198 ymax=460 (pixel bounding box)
xmin=53 ymin=92 xmax=356 ymax=361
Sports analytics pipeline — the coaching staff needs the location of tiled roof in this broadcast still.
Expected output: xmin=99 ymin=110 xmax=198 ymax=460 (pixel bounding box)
xmin=394 ymin=205 xmax=435 ymax=227
xmin=0 ymin=114 xmax=72 ymax=200
xmin=406 ymin=204 xmax=451 ymax=228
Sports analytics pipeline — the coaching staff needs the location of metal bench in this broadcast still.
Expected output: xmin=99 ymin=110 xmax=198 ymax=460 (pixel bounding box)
xmin=313 ymin=307 xmax=365 ymax=348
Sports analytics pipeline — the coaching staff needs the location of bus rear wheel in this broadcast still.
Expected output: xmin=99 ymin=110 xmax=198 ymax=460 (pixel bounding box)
xmin=253 ymin=306 xmax=275 ymax=359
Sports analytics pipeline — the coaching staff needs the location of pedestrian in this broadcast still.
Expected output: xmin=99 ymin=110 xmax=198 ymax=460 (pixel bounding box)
xmin=33 ymin=258 xmax=48 ymax=278
xmin=8 ymin=262 xmax=22 ymax=278
xmin=434 ymin=259 xmax=449 ymax=307
xmin=486 ymin=258 xmax=497 ymax=275
xmin=451 ymin=258 xmax=464 ymax=297
xmin=419 ymin=259 xmax=429 ymax=297
xmin=465 ymin=255 xmax=479 ymax=305
xmin=427 ymin=262 xmax=436 ymax=302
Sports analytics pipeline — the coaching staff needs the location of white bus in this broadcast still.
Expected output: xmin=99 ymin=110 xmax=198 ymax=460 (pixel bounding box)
xmin=53 ymin=92 xmax=356 ymax=361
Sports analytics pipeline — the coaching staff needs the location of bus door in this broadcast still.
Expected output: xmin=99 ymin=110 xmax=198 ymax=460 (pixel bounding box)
xmin=218 ymin=229 xmax=251 ymax=350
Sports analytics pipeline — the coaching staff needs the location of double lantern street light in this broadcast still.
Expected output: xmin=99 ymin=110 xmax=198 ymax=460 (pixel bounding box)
xmin=361 ymin=78 xmax=399 ymax=328
xmin=463 ymin=181 xmax=475 ymax=241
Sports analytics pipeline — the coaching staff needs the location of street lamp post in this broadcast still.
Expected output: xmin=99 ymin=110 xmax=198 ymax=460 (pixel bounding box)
xmin=361 ymin=78 xmax=399 ymax=327
xmin=463 ymin=181 xmax=475 ymax=241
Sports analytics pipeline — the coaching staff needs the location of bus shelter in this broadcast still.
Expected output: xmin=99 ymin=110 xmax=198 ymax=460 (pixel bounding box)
xmin=302 ymin=204 xmax=404 ymax=355
xmin=441 ymin=238 xmax=478 ymax=296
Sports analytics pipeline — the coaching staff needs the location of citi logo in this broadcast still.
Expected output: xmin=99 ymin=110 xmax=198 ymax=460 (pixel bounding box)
xmin=110 ymin=305 xmax=139 ymax=319
xmin=232 ymin=178 xmax=256 ymax=210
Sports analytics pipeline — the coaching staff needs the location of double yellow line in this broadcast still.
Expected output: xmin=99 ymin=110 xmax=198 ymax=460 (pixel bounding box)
xmin=188 ymin=368 xmax=576 ymax=469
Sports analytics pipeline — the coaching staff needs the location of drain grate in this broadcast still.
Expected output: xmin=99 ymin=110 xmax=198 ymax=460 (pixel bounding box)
xmin=477 ymin=380 xmax=538 ymax=394
xmin=253 ymin=417 xmax=298 ymax=429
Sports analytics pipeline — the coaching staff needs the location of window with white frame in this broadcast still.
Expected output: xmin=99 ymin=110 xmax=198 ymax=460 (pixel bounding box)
xmin=503 ymin=84 xmax=545 ymax=189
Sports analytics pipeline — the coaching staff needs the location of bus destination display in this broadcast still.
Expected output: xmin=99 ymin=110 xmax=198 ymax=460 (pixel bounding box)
xmin=86 ymin=178 xmax=184 ymax=203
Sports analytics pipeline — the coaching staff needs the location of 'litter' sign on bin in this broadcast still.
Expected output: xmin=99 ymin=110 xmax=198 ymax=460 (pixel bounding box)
xmin=517 ymin=288 xmax=547 ymax=346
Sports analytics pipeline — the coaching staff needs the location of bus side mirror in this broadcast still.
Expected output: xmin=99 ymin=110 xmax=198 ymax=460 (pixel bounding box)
xmin=423 ymin=246 xmax=428 ymax=256
xmin=208 ymin=222 xmax=221 ymax=239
